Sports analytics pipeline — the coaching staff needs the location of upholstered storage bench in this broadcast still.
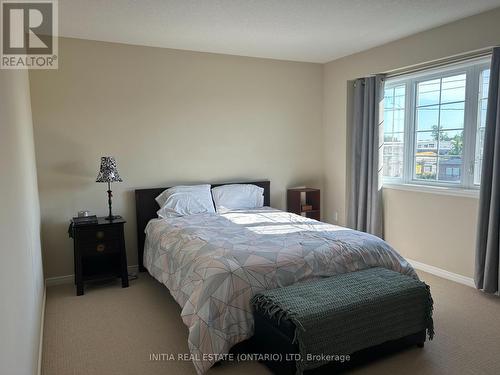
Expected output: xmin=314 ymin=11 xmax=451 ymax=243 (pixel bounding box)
xmin=251 ymin=267 xmax=434 ymax=374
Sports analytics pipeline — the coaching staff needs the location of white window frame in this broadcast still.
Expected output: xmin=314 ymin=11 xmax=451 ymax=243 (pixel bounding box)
xmin=383 ymin=56 xmax=491 ymax=195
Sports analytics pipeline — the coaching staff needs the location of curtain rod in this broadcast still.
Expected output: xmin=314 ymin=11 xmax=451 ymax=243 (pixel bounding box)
xmin=384 ymin=46 xmax=495 ymax=79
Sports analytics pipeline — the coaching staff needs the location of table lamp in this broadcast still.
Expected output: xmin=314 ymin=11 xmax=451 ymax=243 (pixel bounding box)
xmin=96 ymin=156 xmax=123 ymax=221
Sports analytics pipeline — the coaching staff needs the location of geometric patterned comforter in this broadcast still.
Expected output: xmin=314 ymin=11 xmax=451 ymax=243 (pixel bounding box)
xmin=144 ymin=207 xmax=417 ymax=374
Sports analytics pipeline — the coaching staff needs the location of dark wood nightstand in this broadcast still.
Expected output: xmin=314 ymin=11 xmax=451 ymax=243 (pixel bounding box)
xmin=287 ymin=188 xmax=321 ymax=221
xmin=68 ymin=217 xmax=129 ymax=296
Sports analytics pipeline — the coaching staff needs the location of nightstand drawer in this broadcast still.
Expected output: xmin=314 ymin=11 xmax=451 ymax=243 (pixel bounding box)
xmin=80 ymin=239 xmax=120 ymax=255
xmin=76 ymin=226 xmax=122 ymax=241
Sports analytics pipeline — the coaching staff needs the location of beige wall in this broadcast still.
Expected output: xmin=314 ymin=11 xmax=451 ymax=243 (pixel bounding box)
xmin=323 ymin=8 xmax=500 ymax=278
xmin=30 ymin=37 xmax=324 ymax=278
xmin=0 ymin=70 xmax=44 ymax=375
xmin=383 ymin=189 xmax=478 ymax=277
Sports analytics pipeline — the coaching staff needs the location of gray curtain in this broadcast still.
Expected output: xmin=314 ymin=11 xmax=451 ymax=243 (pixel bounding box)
xmin=475 ymin=47 xmax=500 ymax=294
xmin=347 ymin=75 xmax=384 ymax=238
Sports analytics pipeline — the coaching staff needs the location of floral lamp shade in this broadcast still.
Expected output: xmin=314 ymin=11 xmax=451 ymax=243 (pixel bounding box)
xmin=96 ymin=156 xmax=122 ymax=221
xmin=96 ymin=156 xmax=123 ymax=183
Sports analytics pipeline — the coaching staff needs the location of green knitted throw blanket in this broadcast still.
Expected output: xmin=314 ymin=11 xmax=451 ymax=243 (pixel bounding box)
xmin=252 ymin=267 xmax=434 ymax=374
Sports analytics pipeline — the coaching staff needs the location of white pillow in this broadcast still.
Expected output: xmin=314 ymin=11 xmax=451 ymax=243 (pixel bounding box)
xmin=155 ymin=184 xmax=215 ymax=218
xmin=211 ymin=184 xmax=264 ymax=212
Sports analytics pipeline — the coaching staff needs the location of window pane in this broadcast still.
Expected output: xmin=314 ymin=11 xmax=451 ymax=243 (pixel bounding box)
xmin=416 ymin=131 xmax=437 ymax=154
xmin=441 ymin=74 xmax=466 ymax=103
xmin=394 ymin=86 xmax=405 ymax=109
xmin=383 ymin=132 xmax=404 ymax=178
xmin=384 ymin=110 xmax=394 ymax=133
xmin=414 ymin=73 xmax=466 ymax=183
xmin=476 ymin=127 xmax=485 ymax=160
xmin=384 ymin=90 xmax=394 ymax=109
xmin=417 ymin=79 xmax=440 ymax=106
xmin=475 ymin=128 xmax=485 ymax=184
xmin=393 ymin=109 xmax=405 ymax=132
xmin=440 ymin=130 xmax=463 ymax=157
xmin=479 ymin=99 xmax=488 ymax=127
xmin=416 ymin=105 xmax=439 ymax=131
xmin=440 ymin=102 xmax=465 ymax=130
xmin=474 ymin=68 xmax=490 ymax=185
xmin=384 ymin=132 xmax=404 ymax=143
xmin=415 ymin=156 xmax=437 ymax=180
xmin=383 ymin=85 xmax=405 ymax=179
xmin=480 ymin=70 xmax=490 ymax=99
xmin=438 ymin=156 xmax=462 ymax=183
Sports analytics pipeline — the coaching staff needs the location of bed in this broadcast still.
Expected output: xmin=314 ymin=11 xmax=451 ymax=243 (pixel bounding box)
xmin=135 ymin=181 xmax=417 ymax=374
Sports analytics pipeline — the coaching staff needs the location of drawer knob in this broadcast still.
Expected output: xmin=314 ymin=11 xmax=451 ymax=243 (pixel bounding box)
xmin=96 ymin=244 xmax=105 ymax=252
xmin=96 ymin=231 xmax=105 ymax=239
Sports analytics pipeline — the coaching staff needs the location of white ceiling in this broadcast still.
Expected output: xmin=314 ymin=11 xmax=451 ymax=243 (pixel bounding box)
xmin=59 ymin=0 xmax=500 ymax=63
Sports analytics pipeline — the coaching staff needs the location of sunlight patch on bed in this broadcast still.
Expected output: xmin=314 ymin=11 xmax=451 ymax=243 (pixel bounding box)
xmin=219 ymin=210 xmax=348 ymax=234
xmin=244 ymin=223 xmax=347 ymax=234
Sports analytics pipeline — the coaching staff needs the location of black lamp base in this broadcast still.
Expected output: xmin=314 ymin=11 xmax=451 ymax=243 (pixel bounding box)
xmin=105 ymin=215 xmax=122 ymax=221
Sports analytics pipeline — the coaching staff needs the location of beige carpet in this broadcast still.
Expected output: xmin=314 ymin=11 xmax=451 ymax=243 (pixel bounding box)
xmin=41 ymin=271 xmax=500 ymax=375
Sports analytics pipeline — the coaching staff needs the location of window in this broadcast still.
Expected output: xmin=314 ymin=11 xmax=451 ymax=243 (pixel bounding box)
xmin=382 ymin=57 xmax=491 ymax=190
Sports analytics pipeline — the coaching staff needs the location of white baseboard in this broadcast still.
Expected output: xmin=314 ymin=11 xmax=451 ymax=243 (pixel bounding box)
xmin=407 ymin=258 xmax=475 ymax=288
xmin=45 ymin=274 xmax=73 ymax=286
xmin=45 ymin=265 xmax=139 ymax=287
xmin=37 ymin=284 xmax=46 ymax=375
